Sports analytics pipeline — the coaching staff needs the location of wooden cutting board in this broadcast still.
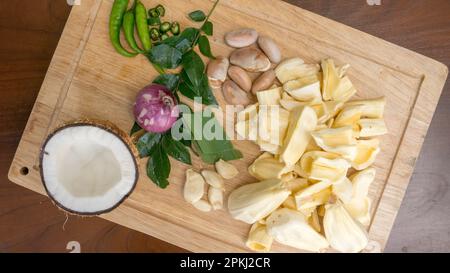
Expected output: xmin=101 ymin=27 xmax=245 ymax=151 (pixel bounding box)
xmin=8 ymin=0 xmax=448 ymax=252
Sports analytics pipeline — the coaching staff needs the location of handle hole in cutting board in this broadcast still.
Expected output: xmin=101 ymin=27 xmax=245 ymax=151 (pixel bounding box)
xmin=20 ymin=167 xmax=29 ymax=176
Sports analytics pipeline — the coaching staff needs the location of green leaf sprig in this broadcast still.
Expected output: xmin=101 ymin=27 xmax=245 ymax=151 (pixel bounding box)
xmin=146 ymin=0 xmax=219 ymax=106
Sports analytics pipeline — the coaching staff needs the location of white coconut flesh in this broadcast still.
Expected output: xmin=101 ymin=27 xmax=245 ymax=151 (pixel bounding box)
xmin=41 ymin=125 xmax=137 ymax=215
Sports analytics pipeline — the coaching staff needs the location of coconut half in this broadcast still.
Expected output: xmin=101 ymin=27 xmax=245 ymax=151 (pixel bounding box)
xmin=40 ymin=121 xmax=139 ymax=215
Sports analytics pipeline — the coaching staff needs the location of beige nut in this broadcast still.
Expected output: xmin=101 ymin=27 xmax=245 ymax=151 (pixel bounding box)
xmin=228 ymin=65 xmax=252 ymax=92
xmin=225 ymin=28 xmax=258 ymax=48
xmin=207 ymin=56 xmax=229 ymax=88
xmin=258 ymin=36 xmax=281 ymax=63
xmin=230 ymin=47 xmax=271 ymax=72
xmin=222 ymin=80 xmax=251 ymax=106
xmin=252 ymin=69 xmax=276 ymax=94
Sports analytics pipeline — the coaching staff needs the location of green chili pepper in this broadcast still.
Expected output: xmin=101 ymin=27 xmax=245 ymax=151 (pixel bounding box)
xmin=150 ymin=28 xmax=160 ymax=41
xmin=160 ymin=33 xmax=169 ymax=41
xmin=147 ymin=16 xmax=161 ymax=26
xmin=159 ymin=22 xmax=171 ymax=33
xmin=148 ymin=8 xmax=159 ymax=18
xmin=123 ymin=10 xmax=145 ymax=54
xmin=135 ymin=1 xmax=152 ymax=52
xmin=109 ymin=0 xmax=137 ymax=57
xmin=170 ymin=22 xmax=180 ymax=35
xmin=155 ymin=5 xmax=165 ymax=17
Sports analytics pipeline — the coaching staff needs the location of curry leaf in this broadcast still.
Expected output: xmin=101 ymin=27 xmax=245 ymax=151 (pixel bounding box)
xmin=182 ymin=50 xmax=205 ymax=88
xmin=136 ymin=132 xmax=162 ymax=158
xmin=198 ymin=35 xmax=215 ymax=59
xmin=147 ymin=144 xmax=170 ymax=188
xmin=201 ymin=21 xmax=213 ymax=36
xmin=188 ymin=10 xmax=206 ymax=22
xmin=162 ymin=134 xmax=192 ymax=165
xmin=147 ymin=44 xmax=182 ymax=69
xmin=153 ymin=74 xmax=180 ymax=91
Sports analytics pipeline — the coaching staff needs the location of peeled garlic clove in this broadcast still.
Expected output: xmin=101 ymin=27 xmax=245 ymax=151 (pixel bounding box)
xmin=258 ymin=36 xmax=281 ymax=63
xmin=230 ymin=47 xmax=271 ymax=72
xmin=332 ymin=177 xmax=353 ymax=204
xmin=225 ymin=28 xmax=258 ymax=48
xmin=192 ymin=199 xmax=212 ymax=212
xmin=275 ymin=58 xmax=319 ymax=84
xmin=184 ymin=169 xmax=205 ymax=203
xmin=228 ymin=179 xmax=290 ymax=224
xmin=207 ymin=56 xmax=229 ymax=88
xmin=345 ymin=97 xmax=386 ymax=119
xmin=215 ymin=159 xmax=239 ymax=179
xmin=280 ymin=106 xmax=318 ymax=166
xmin=228 ymin=65 xmax=252 ymax=92
xmin=323 ymin=203 xmax=369 ymax=253
xmin=246 ymin=222 xmax=273 ymax=252
xmin=201 ymin=170 xmax=224 ymax=189
xmin=352 ymin=139 xmax=380 ymax=170
xmin=357 ymin=119 xmax=388 ymax=137
xmin=252 ymin=69 xmax=276 ymax=94
xmin=208 ymin=186 xmax=224 ymax=210
xmin=266 ymin=208 xmax=329 ymax=252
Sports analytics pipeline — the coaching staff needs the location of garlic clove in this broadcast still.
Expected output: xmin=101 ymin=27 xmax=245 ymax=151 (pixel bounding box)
xmin=184 ymin=169 xmax=205 ymax=204
xmin=201 ymin=170 xmax=224 ymax=189
xmin=208 ymin=186 xmax=224 ymax=210
xmin=192 ymin=199 xmax=212 ymax=212
xmin=215 ymin=159 xmax=239 ymax=179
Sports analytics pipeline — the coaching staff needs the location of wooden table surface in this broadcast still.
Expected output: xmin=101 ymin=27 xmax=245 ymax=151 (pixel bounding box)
xmin=0 ymin=0 xmax=449 ymax=253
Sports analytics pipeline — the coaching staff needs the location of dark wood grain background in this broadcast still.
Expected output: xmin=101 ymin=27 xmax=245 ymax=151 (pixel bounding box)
xmin=0 ymin=0 xmax=449 ymax=253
